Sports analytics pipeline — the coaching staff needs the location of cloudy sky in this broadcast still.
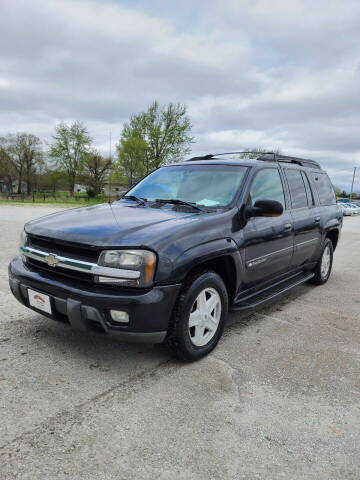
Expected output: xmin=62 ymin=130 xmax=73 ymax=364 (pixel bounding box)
xmin=1 ymin=0 xmax=360 ymax=190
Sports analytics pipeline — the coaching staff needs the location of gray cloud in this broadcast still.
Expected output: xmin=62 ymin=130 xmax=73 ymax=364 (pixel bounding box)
xmin=1 ymin=0 xmax=360 ymax=190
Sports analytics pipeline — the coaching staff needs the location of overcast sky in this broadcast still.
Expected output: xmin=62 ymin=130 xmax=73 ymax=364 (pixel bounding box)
xmin=1 ymin=0 xmax=360 ymax=190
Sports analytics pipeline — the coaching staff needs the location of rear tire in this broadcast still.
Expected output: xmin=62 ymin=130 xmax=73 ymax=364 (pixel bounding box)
xmin=310 ymin=238 xmax=333 ymax=285
xmin=167 ymin=271 xmax=228 ymax=362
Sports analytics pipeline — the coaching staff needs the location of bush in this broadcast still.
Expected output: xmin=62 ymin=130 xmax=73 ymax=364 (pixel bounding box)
xmin=86 ymin=187 xmax=96 ymax=198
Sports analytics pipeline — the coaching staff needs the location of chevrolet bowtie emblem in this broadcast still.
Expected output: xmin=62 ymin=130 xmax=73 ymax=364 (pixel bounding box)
xmin=45 ymin=254 xmax=59 ymax=267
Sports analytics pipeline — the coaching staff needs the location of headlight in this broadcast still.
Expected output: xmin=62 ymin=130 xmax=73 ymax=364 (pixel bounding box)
xmin=19 ymin=230 xmax=28 ymax=248
xmin=96 ymin=249 xmax=156 ymax=287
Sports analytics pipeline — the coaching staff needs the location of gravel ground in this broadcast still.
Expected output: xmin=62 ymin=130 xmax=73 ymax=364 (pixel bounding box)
xmin=0 ymin=205 xmax=359 ymax=479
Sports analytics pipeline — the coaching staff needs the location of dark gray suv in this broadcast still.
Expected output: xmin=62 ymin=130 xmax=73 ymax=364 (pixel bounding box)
xmin=9 ymin=153 xmax=342 ymax=361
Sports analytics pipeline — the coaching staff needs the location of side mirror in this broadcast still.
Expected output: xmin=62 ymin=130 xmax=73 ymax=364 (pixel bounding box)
xmin=245 ymin=199 xmax=283 ymax=219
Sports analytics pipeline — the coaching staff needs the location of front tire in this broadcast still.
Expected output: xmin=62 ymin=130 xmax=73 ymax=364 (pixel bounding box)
xmin=167 ymin=271 xmax=228 ymax=361
xmin=310 ymin=238 xmax=334 ymax=285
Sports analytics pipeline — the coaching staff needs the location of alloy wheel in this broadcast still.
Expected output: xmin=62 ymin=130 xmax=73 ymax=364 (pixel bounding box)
xmin=188 ymin=287 xmax=222 ymax=347
xmin=321 ymin=245 xmax=331 ymax=278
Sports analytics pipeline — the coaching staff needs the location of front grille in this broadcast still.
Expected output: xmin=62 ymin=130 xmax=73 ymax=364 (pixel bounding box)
xmin=27 ymin=234 xmax=100 ymax=263
xmin=26 ymin=234 xmax=99 ymax=284
xmin=26 ymin=258 xmax=94 ymax=284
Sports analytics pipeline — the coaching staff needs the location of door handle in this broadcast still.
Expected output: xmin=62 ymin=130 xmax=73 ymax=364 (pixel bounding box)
xmin=284 ymin=223 xmax=292 ymax=231
xmin=314 ymin=216 xmax=321 ymax=223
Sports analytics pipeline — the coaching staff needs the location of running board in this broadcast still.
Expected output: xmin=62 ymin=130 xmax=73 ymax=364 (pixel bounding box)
xmin=231 ymin=272 xmax=314 ymax=311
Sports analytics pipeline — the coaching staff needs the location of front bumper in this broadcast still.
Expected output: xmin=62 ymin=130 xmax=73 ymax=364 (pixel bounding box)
xmin=8 ymin=256 xmax=181 ymax=343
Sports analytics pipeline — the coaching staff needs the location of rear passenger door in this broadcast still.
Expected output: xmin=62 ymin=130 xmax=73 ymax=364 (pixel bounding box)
xmin=284 ymin=168 xmax=321 ymax=267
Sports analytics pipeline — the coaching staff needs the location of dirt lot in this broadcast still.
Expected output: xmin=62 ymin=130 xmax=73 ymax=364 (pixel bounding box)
xmin=0 ymin=205 xmax=359 ymax=479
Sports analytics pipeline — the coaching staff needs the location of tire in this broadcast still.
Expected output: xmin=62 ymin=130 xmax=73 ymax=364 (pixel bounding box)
xmin=167 ymin=271 xmax=228 ymax=362
xmin=310 ymin=238 xmax=334 ymax=285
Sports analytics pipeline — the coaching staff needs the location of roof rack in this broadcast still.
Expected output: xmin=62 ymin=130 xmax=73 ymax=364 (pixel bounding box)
xmin=257 ymin=153 xmax=322 ymax=170
xmin=187 ymin=152 xmax=322 ymax=170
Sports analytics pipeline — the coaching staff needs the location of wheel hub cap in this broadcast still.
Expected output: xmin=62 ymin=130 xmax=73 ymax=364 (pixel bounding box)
xmin=188 ymin=287 xmax=222 ymax=347
xmin=321 ymin=245 xmax=331 ymax=278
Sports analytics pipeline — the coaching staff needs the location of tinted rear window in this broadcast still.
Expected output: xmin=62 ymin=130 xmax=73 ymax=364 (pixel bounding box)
xmin=310 ymin=173 xmax=336 ymax=205
xmin=285 ymin=169 xmax=308 ymax=209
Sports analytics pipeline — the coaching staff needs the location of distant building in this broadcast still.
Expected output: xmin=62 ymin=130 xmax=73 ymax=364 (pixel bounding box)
xmin=103 ymin=183 xmax=126 ymax=197
xmin=0 ymin=179 xmax=26 ymax=194
xmin=74 ymin=184 xmax=87 ymax=193
xmin=0 ymin=180 xmax=10 ymax=193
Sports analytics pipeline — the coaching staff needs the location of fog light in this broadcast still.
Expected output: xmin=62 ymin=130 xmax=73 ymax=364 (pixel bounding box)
xmin=110 ymin=310 xmax=129 ymax=324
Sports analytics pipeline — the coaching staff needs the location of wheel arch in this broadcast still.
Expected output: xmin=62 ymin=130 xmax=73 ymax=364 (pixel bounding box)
xmin=181 ymin=253 xmax=239 ymax=306
xmin=325 ymin=228 xmax=339 ymax=251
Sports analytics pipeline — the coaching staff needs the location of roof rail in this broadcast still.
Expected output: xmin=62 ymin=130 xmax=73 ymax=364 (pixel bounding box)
xmin=187 ymin=152 xmax=274 ymax=161
xmin=186 ymin=152 xmax=322 ymax=170
xmin=257 ymin=153 xmax=322 ymax=169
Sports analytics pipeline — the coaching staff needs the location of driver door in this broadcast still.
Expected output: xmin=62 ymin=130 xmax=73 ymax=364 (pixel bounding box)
xmin=242 ymin=167 xmax=294 ymax=287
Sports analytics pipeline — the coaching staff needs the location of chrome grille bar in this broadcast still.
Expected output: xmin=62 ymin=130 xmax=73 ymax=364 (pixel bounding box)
xmin=20 ymin=246 xmax=140 ymax=279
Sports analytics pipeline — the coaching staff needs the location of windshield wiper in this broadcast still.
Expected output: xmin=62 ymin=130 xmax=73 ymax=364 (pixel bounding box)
xmin=122 ymin=195 xmax=147 ymax=206
xmin=154 ymin=198 xmax=205 ymax=212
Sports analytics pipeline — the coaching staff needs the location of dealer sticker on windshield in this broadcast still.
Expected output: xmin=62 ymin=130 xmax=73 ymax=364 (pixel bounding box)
xmin=28 ymin=289 xmax=52 ymax=314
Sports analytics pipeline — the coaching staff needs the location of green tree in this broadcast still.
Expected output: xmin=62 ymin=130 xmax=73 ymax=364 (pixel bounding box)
xmin=0 ymin=133 xmax=42 ymax=194
xmin=0 ymin=137 xmax=17 ymax=193
xmin=19 ymin=134 xmax=43 ymax=194
xmin=117 ymin=135 xmax=147 ymax=187
xmin=82 ymin=150 xmax=112 ymax=195
xmin=41 ymin=168 xmax=68 ymax=193
xmin=333 ymin=185 xmax=342 ymax=197
xmin=49 ymin=121 xmax=92 ymax=194
xmin=121 ymin=101 xmax=194 ymax=174
xmin=239 ymin=147 xmax=281 ymax=159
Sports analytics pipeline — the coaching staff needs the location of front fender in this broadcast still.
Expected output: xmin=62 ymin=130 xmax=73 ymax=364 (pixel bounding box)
xmin=323 ymin=217 xmax=341 ymax=232
xmin=157 ymin=238 xmax=244 ymax=289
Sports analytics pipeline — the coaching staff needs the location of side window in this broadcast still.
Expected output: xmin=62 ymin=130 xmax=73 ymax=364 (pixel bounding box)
xmin=311 ymin=172 xmax=336 ymax=205
xmin=301 ymin=171 xmax=314 ymax=206
xmin=249 ymin=168 xmax=285 ymax=208
xmin=285 ymin=169 xmax=308 ymax=209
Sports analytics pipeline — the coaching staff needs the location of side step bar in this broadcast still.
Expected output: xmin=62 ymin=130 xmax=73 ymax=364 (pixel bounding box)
xmin=231 ymin=271 xmax=314 ymax=311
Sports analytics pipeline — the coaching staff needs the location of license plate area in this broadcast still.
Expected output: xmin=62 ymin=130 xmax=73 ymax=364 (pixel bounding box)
xmin=28 ymin=288 xmax=52 ymax=314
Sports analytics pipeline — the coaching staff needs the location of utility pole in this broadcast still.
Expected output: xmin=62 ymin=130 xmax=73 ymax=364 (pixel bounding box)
xmin=108 ymin=130 xmax=112 ymax=203
xmin=350 ymin=167 xmax=357 ymax=201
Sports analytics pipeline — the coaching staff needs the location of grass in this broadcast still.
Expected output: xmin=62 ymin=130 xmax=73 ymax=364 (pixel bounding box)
xmin=0 ymin=198 xmax=107 ymax=207
xmin=0 ymin=196 xmax=118 ymax=207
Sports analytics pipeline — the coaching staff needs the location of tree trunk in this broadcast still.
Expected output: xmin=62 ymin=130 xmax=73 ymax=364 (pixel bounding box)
xmin=26 ymin=172 xmax=31 ymax=195
xmin=17 ymin=167 xmax=23 ymax=194
xmin=69 ymin=173 xmax=75 ymax=195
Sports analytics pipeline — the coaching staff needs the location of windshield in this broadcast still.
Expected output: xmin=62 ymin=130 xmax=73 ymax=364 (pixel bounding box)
xmin=124 ymin=164 xmax=247 ymax=207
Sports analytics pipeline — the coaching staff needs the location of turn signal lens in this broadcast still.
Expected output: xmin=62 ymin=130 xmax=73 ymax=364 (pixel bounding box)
xmin=145 ymin=253 xmax=156 ymax=285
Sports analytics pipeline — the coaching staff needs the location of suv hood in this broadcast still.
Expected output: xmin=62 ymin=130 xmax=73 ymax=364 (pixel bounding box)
xmin=25 ymin=202 xmax=201 ymax=247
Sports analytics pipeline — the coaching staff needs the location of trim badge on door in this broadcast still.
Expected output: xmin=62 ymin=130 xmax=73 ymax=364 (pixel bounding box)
xmin=247 ymin=258 xmax=268 ymax=268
